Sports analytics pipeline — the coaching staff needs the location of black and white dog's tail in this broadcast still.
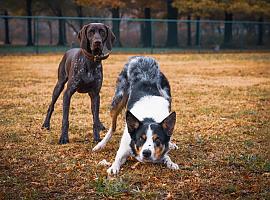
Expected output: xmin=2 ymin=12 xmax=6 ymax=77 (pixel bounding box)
xmin=127 ymin=56 xmax=160 ymax=85
xmin=127 ymin=56 xmax=171 ymax=102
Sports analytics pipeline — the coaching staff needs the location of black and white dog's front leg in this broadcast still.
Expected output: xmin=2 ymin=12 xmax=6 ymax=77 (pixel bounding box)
xmin=89 ymin=91 xmax=105 ymax=142
xmin=107 ymin=131 xmax=131 ymax=175
xmin=163 ymin=154 xmax=179 ymax=170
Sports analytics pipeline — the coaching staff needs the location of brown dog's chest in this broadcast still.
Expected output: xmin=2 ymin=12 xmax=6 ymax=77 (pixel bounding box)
xmin=73 ymin=58 xmax=103 ymax=93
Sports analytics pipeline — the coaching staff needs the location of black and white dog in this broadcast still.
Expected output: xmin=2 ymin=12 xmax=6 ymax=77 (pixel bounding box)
xmin=93 ymin=56 xmax=179 ymax=175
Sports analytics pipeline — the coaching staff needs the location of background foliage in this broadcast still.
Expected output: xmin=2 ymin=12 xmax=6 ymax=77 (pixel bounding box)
xmin=0 ymin=0 xmax=270 ymax=49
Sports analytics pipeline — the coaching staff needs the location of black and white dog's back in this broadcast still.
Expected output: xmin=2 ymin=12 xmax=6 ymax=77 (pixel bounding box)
xmin=93 ymin=56 xmax=179 ymax=175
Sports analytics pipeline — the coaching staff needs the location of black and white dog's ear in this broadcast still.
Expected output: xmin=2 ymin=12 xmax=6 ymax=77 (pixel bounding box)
xmin=104 ymin=25 xmax=116 ymax=51
xmin=126 ymin=111 xmax=141 ymax=134
xmin=78 ymin=24 xmax=90 ymax=50
xmin=160 ymin=111 xmax=176 ymax=137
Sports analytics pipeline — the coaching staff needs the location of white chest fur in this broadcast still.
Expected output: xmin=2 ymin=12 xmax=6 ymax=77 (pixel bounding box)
xmin=130 ymin=96 xmax=170 ymax=123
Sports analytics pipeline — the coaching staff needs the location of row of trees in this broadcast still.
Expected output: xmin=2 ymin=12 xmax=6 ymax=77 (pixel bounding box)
xmin=173 ymin=0 xmax=270 ymax=46
xmin=1 ymin=0 xmax=270 ymax=47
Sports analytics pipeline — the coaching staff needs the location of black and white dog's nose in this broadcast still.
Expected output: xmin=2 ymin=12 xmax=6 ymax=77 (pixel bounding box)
xmin=142 ymin=150 xmax=151 ymax=158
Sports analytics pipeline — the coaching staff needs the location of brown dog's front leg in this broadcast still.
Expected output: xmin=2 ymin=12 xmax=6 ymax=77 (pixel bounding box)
xmin=59 ymin=86 xmax=76 ymax=144
xmin=89 ymin=92 xmax=105 ymax=142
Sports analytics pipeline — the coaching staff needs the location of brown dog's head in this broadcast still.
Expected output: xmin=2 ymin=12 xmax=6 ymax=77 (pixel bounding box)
xmin=78 ymin=23 xmax=115 ymax=55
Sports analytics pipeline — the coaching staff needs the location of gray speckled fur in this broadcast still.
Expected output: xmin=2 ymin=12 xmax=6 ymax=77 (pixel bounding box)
xmin=111 ymin=56 xmax=171 ymax=110
xmin=127 ymin=56 xmax=160 ymax=85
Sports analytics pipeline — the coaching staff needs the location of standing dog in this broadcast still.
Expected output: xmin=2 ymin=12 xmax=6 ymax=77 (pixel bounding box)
xmin=42 ymin=23 xmax=115 ymax=144
xmin=93 ymin=56 xmax=179 ymax=175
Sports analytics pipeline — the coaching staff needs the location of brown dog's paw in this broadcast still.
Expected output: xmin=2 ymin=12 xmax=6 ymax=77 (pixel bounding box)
xmin=41 ymin=123 xmax=50 ymax=130
xmin=93 ymin=138 xmax=102 ymax=143
xmin=59 ymin=135 xmax=69 ymax=144
xmin=98 ymin=123 xmax=106 ymax=131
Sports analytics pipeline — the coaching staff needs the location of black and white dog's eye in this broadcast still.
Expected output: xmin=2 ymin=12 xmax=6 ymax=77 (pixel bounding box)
xmin=155 ymin=139 xmax=161 ymax=146
xmin=140 ymin=136 xmax=145 ymax=141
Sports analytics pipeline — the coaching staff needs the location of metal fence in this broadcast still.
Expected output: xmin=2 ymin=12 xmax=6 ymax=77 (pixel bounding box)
xmin=0 ymin=15 xmax=270 ymax=54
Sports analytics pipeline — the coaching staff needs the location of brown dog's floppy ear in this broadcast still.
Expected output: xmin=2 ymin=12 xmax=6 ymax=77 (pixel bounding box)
xmin=78 ymin=24 xmax=90 ymax=50
xmin=104 ymin=25 xmax=116 ymax=51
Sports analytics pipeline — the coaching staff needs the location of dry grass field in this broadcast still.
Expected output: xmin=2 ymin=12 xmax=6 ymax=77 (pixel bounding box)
xmin=0 ymin=53 xmax=269 ymax=199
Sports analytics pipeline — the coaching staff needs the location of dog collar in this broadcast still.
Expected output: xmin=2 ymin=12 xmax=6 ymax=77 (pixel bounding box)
xmin=81 ymin=49 xmax=110 ymax=62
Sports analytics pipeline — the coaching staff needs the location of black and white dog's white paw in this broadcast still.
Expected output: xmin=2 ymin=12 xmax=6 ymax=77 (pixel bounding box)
xmin=93 ymin=128 xmax=113 ymax=152
xmin=164 ymin=155 xmax=179 ymax=170
xmin=92 ymin=140 xmax=106 ymax=152
xmin=169 ymin=142 xmax=179 ymax=150
xmin=166 ymin=160 xmax=179 ymax=170
xmin=107 ymin=163 xmax=120 ymax=175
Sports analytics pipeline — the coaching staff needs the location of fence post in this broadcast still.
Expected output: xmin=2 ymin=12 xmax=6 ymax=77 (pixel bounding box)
xmin=4 ymin=11 xmax=11 ymax=45
xmin=35 ymin=17 xmax=39 ymax=54
xmin=257 ymin=17 xmax=264 ymax=45
xmin=187 ymin=15 xmax=192 ymax=46
xmin=240 ymin=23 xmax=244 ymax=51
xmin=151 ymin=20 xmax=154 ymax=54
xmin=195 ymin=17 xmax=201 ymax=51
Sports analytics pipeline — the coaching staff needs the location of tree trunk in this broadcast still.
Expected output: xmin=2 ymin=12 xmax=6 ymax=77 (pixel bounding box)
xmin=4 ymin=10 xmax=10 ymax=45
xmin=77 ymin=5 xmax=83 ymax=30
xmin=57 ymin=10 xmax=67 ymax=46
xmin=26 ymin=0 xmax=33 ymax=46
xmin=46 ymin=21 xmax=53 ymax=45
xmin=111 ymin=7 xmax=121 ymax=47
xmin=257 ymin=16 xmax=264 ymax=45
xmin=195 ymin=16 xmax=200 ymax=46
xmin=187 ymin=15 xmax=191 ymax=46
xmin=166 ymin=0 xmax=178 ymax=47
xmin=223 ymin=12 xmax=233 ymax=47
xmin=142 ymin=7 xmax=152 ymax=47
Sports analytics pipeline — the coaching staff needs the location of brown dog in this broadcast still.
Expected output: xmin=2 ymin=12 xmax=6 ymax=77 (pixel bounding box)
xmin=42 ymin=23 xmax=115 ymax=144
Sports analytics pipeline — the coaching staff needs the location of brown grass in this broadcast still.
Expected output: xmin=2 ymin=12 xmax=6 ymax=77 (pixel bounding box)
xmin=0 ymin=53 xmax=269 ymax=199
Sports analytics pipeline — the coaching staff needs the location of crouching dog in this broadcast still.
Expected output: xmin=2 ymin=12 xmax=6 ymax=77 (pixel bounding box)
xmin=42 ymin=23 xmax=115 ymax=144
xmin=93 ymin=56 xmax=179 ymax=175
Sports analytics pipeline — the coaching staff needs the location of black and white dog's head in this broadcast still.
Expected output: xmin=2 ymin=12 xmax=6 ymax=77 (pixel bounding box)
xmin=126 ymin=111 xmax=176 ymax=162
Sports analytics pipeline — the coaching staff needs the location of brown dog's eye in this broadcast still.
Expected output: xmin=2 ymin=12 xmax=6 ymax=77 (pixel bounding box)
xmin=90 ymin=29 xmax=95 ymax=35
xmin=99 ymin=29 xmax=106 ymax=37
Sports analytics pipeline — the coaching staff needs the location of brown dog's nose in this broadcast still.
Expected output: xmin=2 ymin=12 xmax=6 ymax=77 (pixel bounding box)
xmin=94 ymin=41 xmax=101 ymax=46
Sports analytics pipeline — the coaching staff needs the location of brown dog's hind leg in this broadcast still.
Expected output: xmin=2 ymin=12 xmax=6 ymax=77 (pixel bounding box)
xmin=42 ymin=58 xmax=67 ymax=130
xmin=59 ymin=83 xmax=77 ymax=144
xmin=89 ymin=92 xmax=105 ymax=142
xmin=42 ymin=80 xmax=67 ymax=130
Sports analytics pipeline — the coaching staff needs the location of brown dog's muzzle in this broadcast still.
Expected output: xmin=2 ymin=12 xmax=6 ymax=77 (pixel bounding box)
xmin=91 ymin=35 xmax=104 ymax=55
xmin=94 ymin=41 xmax=101 ymax=48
